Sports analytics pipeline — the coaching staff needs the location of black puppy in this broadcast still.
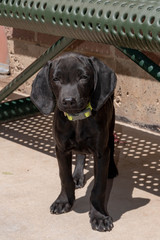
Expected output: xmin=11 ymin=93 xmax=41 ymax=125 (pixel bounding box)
xmin=31 ymin=52 xmax=118 ymax=232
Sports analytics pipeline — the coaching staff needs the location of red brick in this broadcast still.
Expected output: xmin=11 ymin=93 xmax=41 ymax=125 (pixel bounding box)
xmin=68 ymin=40 xmax=111 ymax=56
xmin=142 ymin=51 xmax=160 ymax=66
xmin=37 ymin=33 xmax=60 ymax=46
xmin=13 ymin=29 xmax=35 ymax=42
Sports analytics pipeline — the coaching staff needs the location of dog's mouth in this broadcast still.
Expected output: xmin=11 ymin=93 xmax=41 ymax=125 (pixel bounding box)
xmin=57 ymin=99 xmax=88 ymax=114
xmin=58 ymin=99 xmax=89 ymax=115
xmin=59 ymin=105 xmax=86 ymax=115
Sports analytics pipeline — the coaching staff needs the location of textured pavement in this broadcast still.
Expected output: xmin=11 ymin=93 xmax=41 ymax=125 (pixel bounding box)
xmin=0 ymin=114 xmax=160 ymax=240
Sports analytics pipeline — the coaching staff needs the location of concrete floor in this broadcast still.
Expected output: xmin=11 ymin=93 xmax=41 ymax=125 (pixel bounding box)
xmin=0 ymin=113 xmax=160 ymax=240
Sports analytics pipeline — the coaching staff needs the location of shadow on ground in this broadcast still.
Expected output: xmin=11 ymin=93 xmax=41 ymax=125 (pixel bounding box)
xmin=0 ymin=113 xmax=159 ymax=222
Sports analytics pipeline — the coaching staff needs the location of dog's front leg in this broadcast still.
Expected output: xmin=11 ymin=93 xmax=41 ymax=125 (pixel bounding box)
xmin=89 ymin=147 xmax=114 ymax=232
xmin=50 ymin=147 xmax=75 ymax=214
xmin=73 ymin=154 xmax=86 ymax=189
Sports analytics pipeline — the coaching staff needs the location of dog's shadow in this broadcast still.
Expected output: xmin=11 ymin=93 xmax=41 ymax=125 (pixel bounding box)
xmin=72 ymin=153 xmax=150 ymax=222
xmin=72 ymin=124 xmax=160 ymax=221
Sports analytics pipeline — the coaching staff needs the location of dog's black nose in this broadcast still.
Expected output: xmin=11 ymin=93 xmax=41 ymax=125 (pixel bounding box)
xmin=62 ymin=97 xmax=76 ymax=107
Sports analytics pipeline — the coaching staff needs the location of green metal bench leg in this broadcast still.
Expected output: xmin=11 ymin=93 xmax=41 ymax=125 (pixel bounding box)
xmin=0 ymin=97 xmax=39 ymax=123
xmin=117 ymin=47 xmax=160 ymax=82
xmin=0 ymin=37 xmax=75 ymax=103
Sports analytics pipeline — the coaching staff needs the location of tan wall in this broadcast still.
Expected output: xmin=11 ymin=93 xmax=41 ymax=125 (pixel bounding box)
xmin=2 ymin=28 xmax=160 ymax=132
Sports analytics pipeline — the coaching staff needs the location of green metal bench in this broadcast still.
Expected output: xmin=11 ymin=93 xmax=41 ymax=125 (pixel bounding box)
xmin=0 ymin=0 xmax=160 ymax=122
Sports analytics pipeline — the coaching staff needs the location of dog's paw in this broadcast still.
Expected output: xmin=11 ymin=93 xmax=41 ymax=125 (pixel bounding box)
xmin=50 ymin=201 xmax=72 ymax=214
xmin=89 ymin=205 xmax=114 ymax=232
xmin=73 ymin=175 xmax=85 ymax=189
xmin=90 ymin=215 xmax=114 ymax=232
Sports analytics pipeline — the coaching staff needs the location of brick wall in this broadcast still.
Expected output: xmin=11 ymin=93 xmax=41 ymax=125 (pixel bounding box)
xmin=12 ymin=29 xmax=160 ymax=64
xmin=12 ymin=29 xmax=60 ymax=47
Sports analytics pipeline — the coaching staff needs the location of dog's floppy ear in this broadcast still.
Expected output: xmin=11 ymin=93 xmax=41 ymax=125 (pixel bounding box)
xmin=30 ymin=61 xmax=56 ymax=115
xmin=89 ymin=57 xmax=117 ymax=111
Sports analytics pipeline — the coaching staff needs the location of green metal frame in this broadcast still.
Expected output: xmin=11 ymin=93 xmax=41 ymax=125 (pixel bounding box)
xmin=0 ymin=97 xmax=39 ymax=122
xmin=0 ymin=0 xmax=160 ymax=52
xmin=116 ymin=47 xmax=160 ymax=82
xmin=0 ymin=0 xmax=160 ymax=122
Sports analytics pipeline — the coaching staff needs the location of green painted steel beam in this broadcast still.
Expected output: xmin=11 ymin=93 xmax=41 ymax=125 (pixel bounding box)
xmin=0 ymin=97 xmax=39 ymax=123
xmin=0 ymin=37 xmax=75 ymax=102
xmin=117 ymin=47 xmax=160 ymax=82
xmin=0 ymin=0 xmax=160 ymax=52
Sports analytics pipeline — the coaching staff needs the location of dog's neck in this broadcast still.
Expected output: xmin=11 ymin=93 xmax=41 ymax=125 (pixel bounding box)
xmin=64 ymin=102 xmax=92 ymax=121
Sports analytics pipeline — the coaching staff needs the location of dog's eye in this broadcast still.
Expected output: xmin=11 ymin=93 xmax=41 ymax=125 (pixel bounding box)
xmin=53 ymin=77 xmax=60 ymax=82
xmin=80 ymin=75 xmax=88 ymax=81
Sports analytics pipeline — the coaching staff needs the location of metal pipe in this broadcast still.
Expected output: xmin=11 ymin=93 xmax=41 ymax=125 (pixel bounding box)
xmin=0 ymin=97 xmax=39 ymax=123
xmin=0 ymin=37 xmax=75 ymax=102
xmin=117 ymin=47 xmax=160 ymax=82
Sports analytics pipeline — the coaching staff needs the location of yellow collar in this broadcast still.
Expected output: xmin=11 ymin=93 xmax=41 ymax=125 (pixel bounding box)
xmin=64 ymin=102 xmax=92 ymax=121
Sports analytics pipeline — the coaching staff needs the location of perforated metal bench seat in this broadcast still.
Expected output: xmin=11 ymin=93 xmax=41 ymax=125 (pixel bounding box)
xmin=0 ymin=0 xmax=160 ymax=52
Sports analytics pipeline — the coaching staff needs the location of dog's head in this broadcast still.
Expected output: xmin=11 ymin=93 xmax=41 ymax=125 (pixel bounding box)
xmin=31 ymin=53 xmax=117 ymax=115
